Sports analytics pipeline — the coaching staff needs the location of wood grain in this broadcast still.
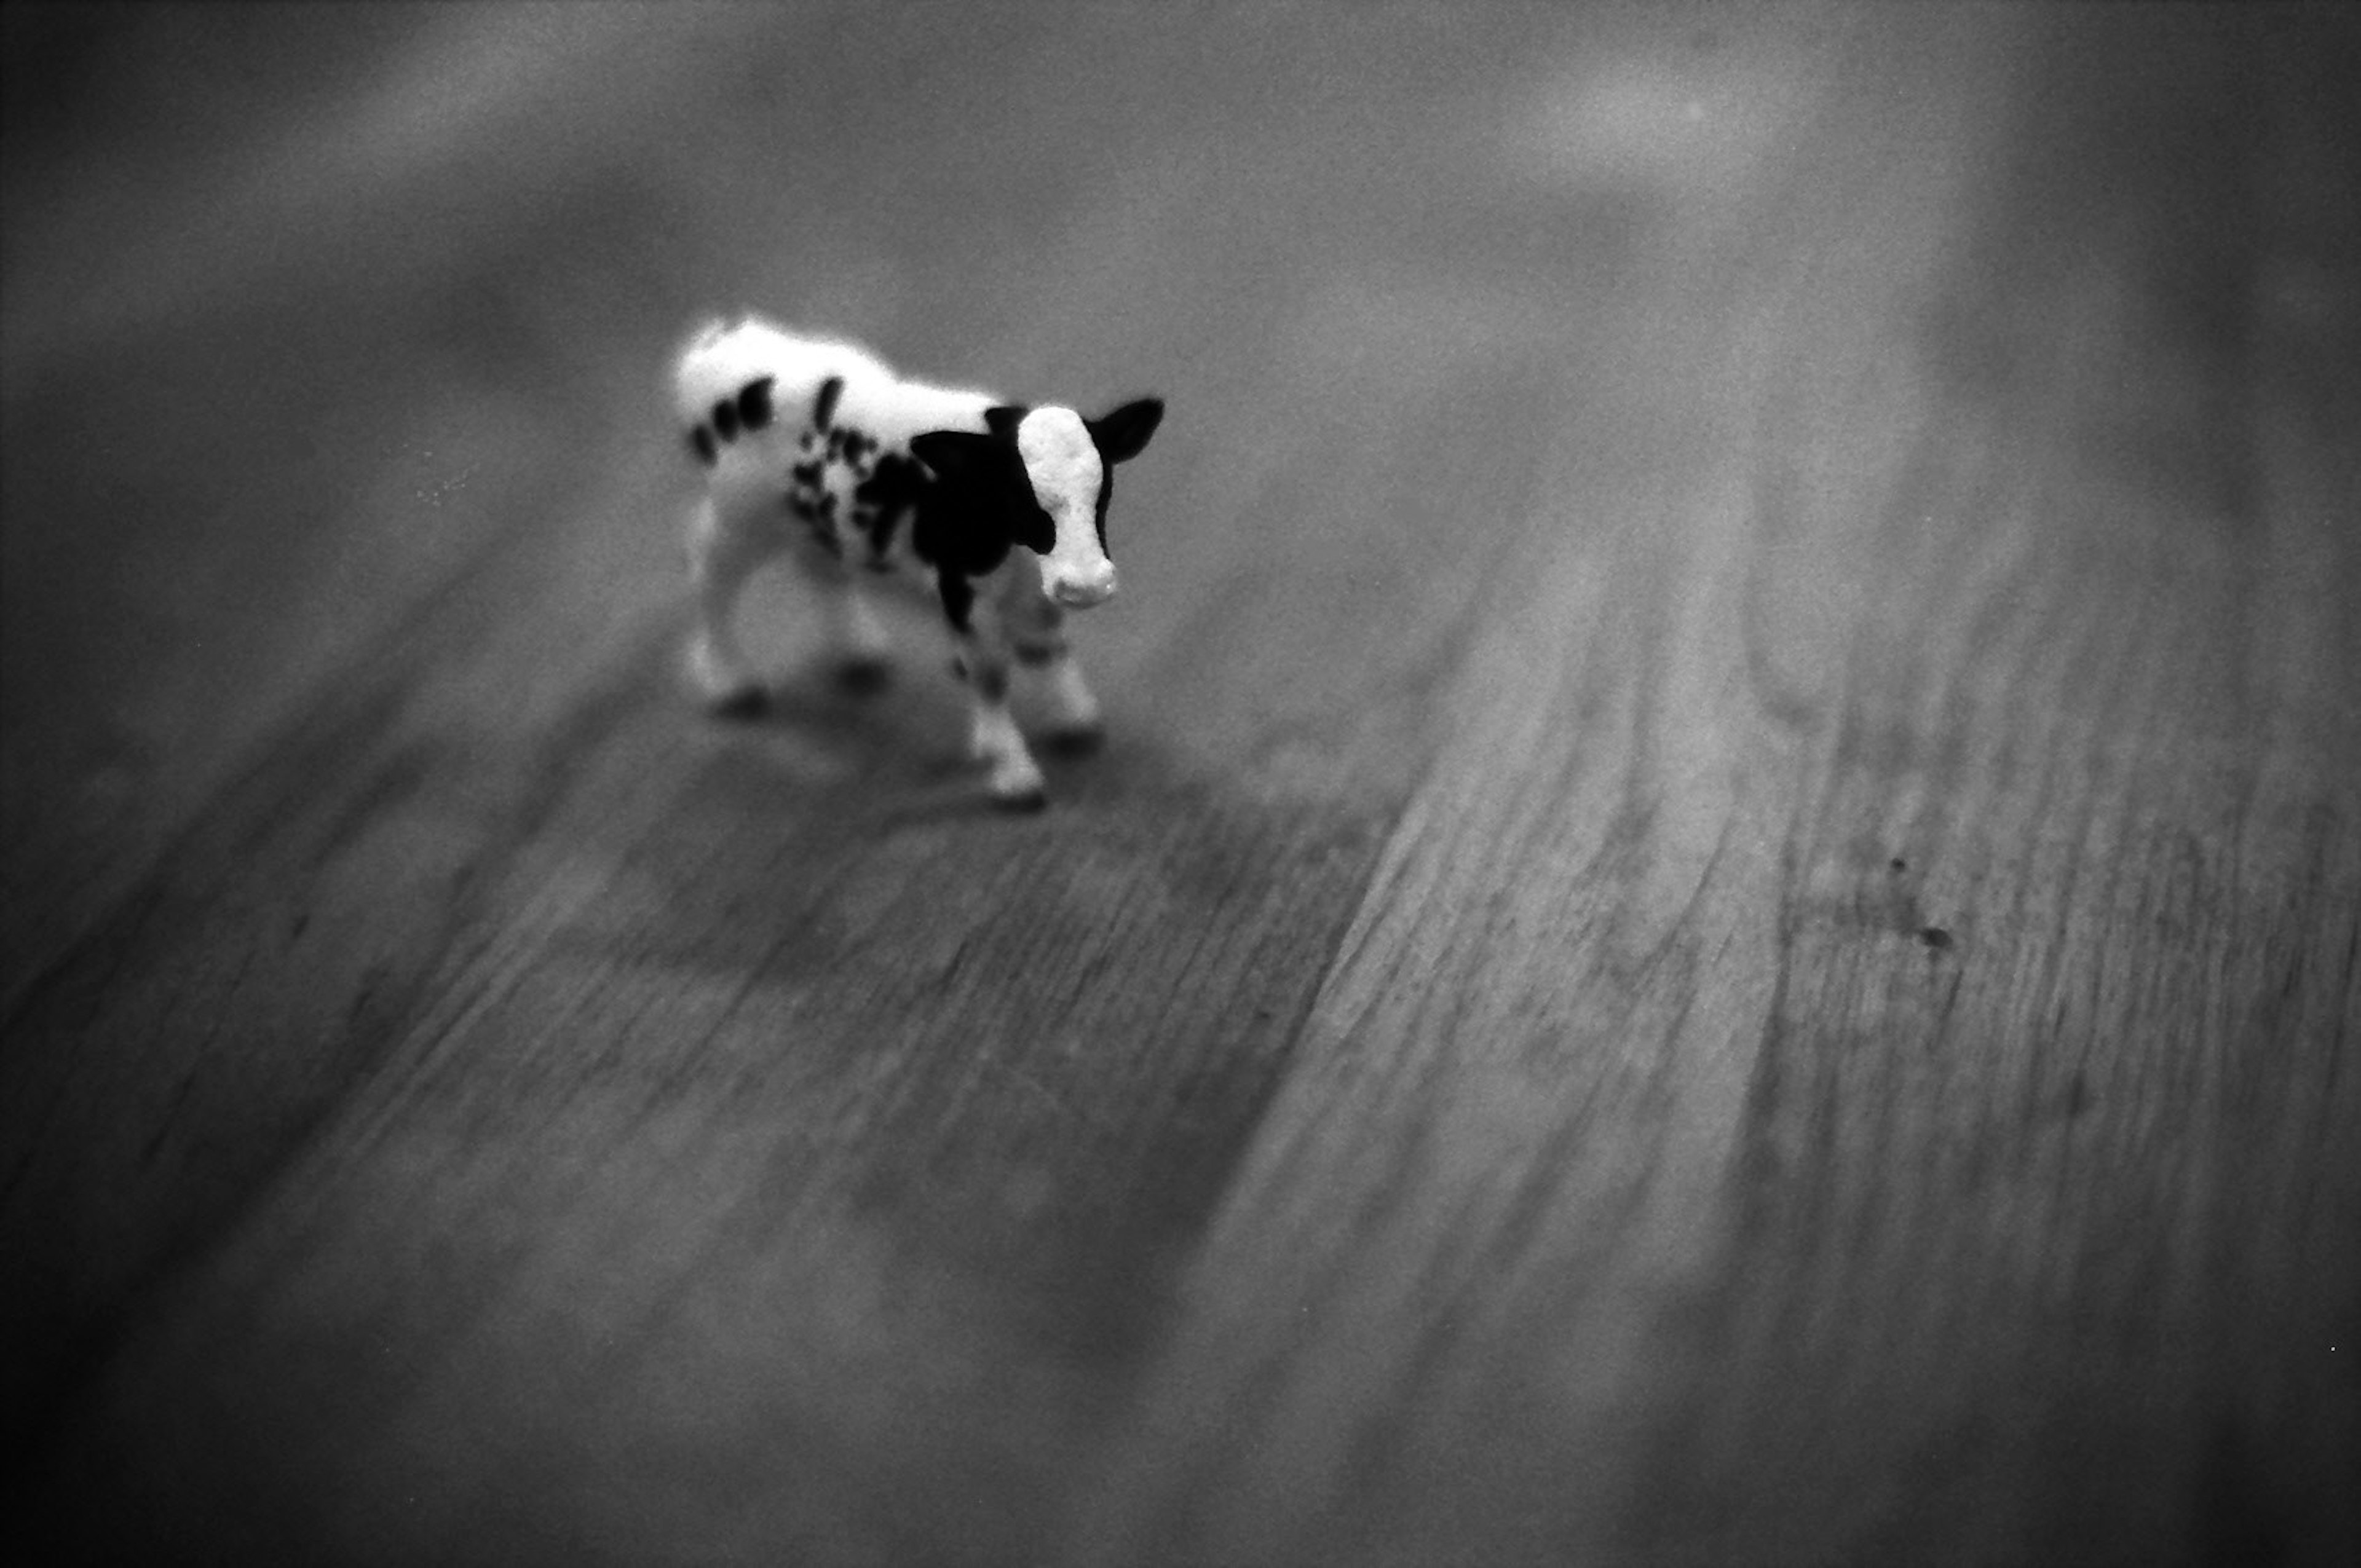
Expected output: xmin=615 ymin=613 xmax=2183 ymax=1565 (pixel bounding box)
xmin=4 ymin=5 xmax=2355 ymax=1564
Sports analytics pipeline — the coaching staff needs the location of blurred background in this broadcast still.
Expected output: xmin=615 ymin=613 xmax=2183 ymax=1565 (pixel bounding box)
xmin=6 ymin=3 xmax=2358 ymax=1564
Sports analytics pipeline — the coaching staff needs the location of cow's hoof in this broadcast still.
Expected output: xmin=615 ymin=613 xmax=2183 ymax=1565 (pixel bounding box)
xmin=834 ymin=656 xmax=893 ymax=696
xmin=688 ymin=636 xmax=764 ymax=713
xmin=987 ymin=770 xmax=1050 ymax=811
xmin=1040 ymin=724 xmax=1104 ymax=757
xmin=706 ymin=684 xmax=769 ymax=719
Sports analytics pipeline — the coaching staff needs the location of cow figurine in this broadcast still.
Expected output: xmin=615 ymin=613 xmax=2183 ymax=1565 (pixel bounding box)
xmin=674 ymin=316 xmax=1164 ymax=808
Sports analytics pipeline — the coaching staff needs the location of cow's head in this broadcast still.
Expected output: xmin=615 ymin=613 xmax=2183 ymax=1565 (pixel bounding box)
xmin=911 ymin=398 xmax=1163 ymax=607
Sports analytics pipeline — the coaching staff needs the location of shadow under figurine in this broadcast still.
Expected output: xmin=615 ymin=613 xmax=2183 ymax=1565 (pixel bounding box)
xmin=674 ymin=317 xmax=1164 ymax=809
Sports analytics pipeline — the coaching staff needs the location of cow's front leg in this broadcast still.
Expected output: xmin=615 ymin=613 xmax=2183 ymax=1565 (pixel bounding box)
xmin=684 ymin=497 xmax=768 ymax=713
xmin=958 ymin=642 xmax=1047 ymax=810
xmin=1023 ymin=647 xmax=1102 ymax=752
xmin=1006 ymin=591 xmax=1102 ymax=751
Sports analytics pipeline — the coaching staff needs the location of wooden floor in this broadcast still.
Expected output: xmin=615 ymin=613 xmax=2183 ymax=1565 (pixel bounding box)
xmin=4 ymin=4 xmax=2357 ymax=1563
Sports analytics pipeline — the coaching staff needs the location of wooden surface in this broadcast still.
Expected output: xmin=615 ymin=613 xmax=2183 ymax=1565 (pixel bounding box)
xmin=4 ymin=4 xmax=2357 ymax=1563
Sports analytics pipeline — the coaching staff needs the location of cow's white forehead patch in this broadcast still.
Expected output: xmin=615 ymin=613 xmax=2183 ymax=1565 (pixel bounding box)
xmin=1016 ymin=406 xmax=1101 ymax=511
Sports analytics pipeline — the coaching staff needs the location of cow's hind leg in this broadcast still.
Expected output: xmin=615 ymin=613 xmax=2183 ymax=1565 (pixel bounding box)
xmin=820 ymin=570 xmax=894 ymax=692
xmin=685 ymin=497 xmax=769 ymax=713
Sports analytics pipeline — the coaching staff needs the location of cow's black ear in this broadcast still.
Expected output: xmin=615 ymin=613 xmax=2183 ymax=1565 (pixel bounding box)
xmin=983 ymin=404 xmax=1029 ymax=438
xmin=1088 ymin=397 xmax=1164 ymax=463
xmin=909 ymin=429 xmax=995 ymax=478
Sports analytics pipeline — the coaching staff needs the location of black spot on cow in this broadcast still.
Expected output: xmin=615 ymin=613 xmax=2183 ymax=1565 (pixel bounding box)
xmin=712 ymin=398 xmax=739 ymax=441
xmin=816 ymin=426 xmax=879 ymax=473
xmin=737 ymin=376 xmax=775 ymax=431
xmin=689 ymin=425 xmax=716 ymax=465
xmin=853 ymin=451 xmax=930 ymax=561
xmin=909 ymin=420 xmax=1111 ymax=632
xmin=937 ymin=569 xmax=976 ymax=631
xmin=908 ymin=426 xmax=1054 ymax=559
xmin=1918 ymin=926 xmax=1953 ymax=951
xmin=812 ymin=375 xmax=844 ymax=431
xmin=840 ymin=428 xmax=877 ymax=467
xmin=850 ymin=506 xmax=897 ymax=562
xmin=789 ymin=460 xmax=825 ymax=490
xmin=789 ymin=489 xmax=843 ymax=557
xmin=858 ymin=451 xmax=929 ymax=508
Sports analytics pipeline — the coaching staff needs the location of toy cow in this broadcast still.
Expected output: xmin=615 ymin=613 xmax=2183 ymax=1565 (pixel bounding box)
xmin=674 ymin=316 xmax=1164 ymax=808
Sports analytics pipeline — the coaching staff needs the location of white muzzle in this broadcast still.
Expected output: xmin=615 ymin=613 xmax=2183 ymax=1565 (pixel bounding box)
xmin=1049 ymin=561 xmax=1118 ymax=607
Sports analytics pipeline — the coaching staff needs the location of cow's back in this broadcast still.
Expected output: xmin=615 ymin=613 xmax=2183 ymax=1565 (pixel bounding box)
xmin=676 ymin=318 xmax=890 ymax=433
xmin=676 ymin=317 xmax=997 ymax=491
